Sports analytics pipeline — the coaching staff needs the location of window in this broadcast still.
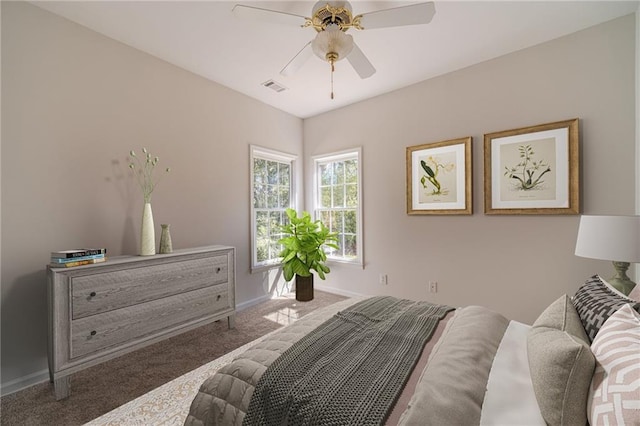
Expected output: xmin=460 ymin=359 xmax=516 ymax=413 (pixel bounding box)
xmin=251 ymin=146 xmax=296 ymax=271
xmin=313 ymin=148 xmax=362 ymax=265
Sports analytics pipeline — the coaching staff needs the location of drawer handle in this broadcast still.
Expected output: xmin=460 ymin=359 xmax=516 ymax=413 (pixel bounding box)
xmin=216 ymin=267 xmax=222 ymax=273
xmin=216 ymin=295 xmax=221 ymax=301
xmin=90 ymin=330 xmax=97 ymax=336
xmin=89 ymin=292 xmax=97 ymax=297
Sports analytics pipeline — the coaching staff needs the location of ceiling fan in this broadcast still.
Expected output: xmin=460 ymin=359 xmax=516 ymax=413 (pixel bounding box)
xmin=232 ymin=1 xmax=436 ymax=98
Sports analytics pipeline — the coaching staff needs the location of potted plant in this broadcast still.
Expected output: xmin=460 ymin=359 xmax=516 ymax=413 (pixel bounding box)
xmin=278 ymin=208 xmax=339 ymax=301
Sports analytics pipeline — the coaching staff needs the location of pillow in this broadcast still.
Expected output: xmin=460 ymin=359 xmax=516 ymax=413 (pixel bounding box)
xmin=527 ymin=295 xmax=595 ymax=426
xmin=571 ymin=275 xmax=640 ymax=342
xmin=588 ymin=304 xmax=640 ymax=425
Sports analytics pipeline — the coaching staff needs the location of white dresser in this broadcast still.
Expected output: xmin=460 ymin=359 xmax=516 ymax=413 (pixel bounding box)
xmin=47 ymin=245 xmax=235 ymax=400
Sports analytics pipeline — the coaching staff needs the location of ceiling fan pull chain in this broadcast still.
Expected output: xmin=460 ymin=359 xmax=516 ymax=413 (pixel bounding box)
xmin=330 ymin=60 xmax=335 ymax=100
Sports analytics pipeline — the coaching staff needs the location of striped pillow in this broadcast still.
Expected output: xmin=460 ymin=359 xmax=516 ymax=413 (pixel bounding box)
xmin=588 ymin=304 xmax=640 ymax=425
xmin=572 ymin=275 xmax=640 ymax=342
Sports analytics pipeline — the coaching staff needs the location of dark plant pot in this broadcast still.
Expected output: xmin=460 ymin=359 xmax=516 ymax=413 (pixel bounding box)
xmin=295 ymin=274 xmax=314 ymax=302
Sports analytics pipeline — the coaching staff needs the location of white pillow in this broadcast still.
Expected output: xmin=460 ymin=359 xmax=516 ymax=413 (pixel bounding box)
xmin=588 ymin=304 xmax=640 ymax=425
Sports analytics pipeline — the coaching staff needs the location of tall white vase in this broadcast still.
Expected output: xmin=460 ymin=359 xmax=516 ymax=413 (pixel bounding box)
xmin=140 ymin=202 xmax=155 ymax=256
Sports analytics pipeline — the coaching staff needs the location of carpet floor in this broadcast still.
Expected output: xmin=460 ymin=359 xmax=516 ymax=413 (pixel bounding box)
xmin=1 ymin=290 xmax=347 ymax=426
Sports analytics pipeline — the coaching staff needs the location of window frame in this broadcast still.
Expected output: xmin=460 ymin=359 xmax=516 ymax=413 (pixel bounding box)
xmin=312 ymin=147 xmax=363 ymax=266
xmin=250 ymin=145 xmax=297 ymax=273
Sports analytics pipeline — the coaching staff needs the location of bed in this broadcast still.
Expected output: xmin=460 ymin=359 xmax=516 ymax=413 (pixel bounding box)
xmin=184 ymin=275 xmax=640 ymax=426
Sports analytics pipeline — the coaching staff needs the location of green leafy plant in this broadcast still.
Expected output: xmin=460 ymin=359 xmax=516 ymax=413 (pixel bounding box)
xmin=278 ymin=208 xmax=339 ymax=282
xmin=128 ymin=148 xmax=170 ymax=203
xmin=504 ymin=144 xmax=550 ymax=190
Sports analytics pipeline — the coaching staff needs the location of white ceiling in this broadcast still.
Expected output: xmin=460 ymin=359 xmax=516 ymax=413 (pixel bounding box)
xmin=32 ymin=1 xmax=639 ymax=119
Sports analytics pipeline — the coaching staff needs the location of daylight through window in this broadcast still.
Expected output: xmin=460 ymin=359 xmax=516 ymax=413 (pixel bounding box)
xmin=251 ymin=146 xmax=296 ymax=271
xmin=314 ymin=148 xmax=362 ymax=265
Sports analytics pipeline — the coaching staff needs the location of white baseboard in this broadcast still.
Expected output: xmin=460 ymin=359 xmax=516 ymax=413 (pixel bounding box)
xmin=236 ymin=294 xmax=271 ymax=311
xmin=314 ymin=284 xmax=366 ymax=299
xmin=1 ymin=368 xmax=49 ymax=397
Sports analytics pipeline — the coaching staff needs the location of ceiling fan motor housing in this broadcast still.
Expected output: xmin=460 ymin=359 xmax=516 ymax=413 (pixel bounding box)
xmin=311 ymin=1 xmax=355 ymax=31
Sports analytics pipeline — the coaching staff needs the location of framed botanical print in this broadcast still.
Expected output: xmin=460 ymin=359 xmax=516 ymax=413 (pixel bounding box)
xmin=406 ymin=137 xmax=472 ymax=215
xmin=484 ymin=118 xmax=579 ymax=215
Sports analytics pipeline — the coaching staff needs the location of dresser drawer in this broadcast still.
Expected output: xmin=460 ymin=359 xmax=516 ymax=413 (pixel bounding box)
xmin=70 ymin=284 xmax=230 ymax=359
xmin=71 ymin=255 xmax=228 ymax=319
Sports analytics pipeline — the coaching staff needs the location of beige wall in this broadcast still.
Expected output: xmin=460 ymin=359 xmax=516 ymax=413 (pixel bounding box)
xmin=306 ymin=14 xmax=636 ymax=324
xmin=1 ymin=2 xmax=303 ymax=391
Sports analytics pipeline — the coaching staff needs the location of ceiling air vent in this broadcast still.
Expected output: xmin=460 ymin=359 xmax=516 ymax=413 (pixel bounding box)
xmin=262 ymin=79 xmax=287 ymax=93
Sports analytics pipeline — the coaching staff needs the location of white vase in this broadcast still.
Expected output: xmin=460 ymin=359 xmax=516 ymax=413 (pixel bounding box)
xmin=140 ymin=202 xmax=155 ymax=256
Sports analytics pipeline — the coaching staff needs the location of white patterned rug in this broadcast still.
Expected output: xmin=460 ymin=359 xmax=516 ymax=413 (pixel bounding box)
xmin=84 ymin=330 xmax=279 ymax=426
xmin=85 ymin=296 xmax=360 ymax=426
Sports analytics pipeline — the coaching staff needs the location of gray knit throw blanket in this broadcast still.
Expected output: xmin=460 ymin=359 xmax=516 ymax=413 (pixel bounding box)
xmin=243 ymin=296 xmax=454 ymax=426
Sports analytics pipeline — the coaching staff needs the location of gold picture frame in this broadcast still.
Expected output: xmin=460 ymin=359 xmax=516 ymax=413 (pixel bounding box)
xmin=484 ymin=118 xmax=579 ymax=215
xmin=406 ymin=137 xmax=472 ymax=215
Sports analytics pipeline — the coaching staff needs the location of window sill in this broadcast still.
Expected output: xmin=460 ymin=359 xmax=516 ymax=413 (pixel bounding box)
xmin=327 ymin=257 xmax=364 ymax=268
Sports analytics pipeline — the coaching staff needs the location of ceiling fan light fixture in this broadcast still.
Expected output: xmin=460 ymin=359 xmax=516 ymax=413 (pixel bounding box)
xmin=311 ymin=24 xmax=353 ymax=62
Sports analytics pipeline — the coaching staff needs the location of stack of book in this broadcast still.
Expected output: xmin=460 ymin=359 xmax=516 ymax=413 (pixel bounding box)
xmin=50 ymin=248 xmax=107 ymax=268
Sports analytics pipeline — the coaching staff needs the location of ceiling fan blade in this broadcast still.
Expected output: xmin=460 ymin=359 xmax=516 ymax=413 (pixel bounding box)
xmin=358 ymin=2 xmax=435 ymax=29
xmin=347 ymin=42 xmax=376 ymax=79
xmin=280 ymin=42 xmax=313 ymax=76
xmin=232 ymin=4 xmax=307 ymax=27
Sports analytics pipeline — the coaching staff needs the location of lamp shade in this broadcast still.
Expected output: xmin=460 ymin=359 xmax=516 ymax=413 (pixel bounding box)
xmin=575 ymin=215 xmax=640 ymax=262
xmin=311 ymin=24 xmax=353 ymax=62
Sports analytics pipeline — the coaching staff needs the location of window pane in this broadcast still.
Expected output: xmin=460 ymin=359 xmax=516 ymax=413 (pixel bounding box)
xmin=256 ymin=211 xmax=268 ymax=238
xmin=267 ymin=161 xmax=278 ymax=185
xmin=319 ymin=210 xmax=330 ymax=227
xmin=334 ymin=161 xmax=345 ymax=185
xmin=346 ymin=183 xmax=357 ymax=207
xmin=256 ymin=237 xmax=268 ymax=263
xmin=330 ymin=211 xmax=344 ymax=234
xmin=254 ymin=158 xmax=266 ymax=184
xmin=253 ymin=184 xmax=265 ymax=208
xmin=270 ymin=237 xmax=282 ymax=259
xmin=344 ymin=235 xmax=357 ymax=257
xmin=279 ymin=186 xmax=290 ymax=208
xmin=320 ymin=187 xmax=331 ymax=208
xmin=269 ymin=211 xmax=281 ymax=232
xmin=266 ymin=184 xmax=278 ymax=208
xmin=279 ymin=163 xmax=290 ymax=185
xmin=333 ymin=184 xmax=345 ymax=207
xmin=320 ymin=163 xmax=332 ymax=186
xmin=345 ymin=159 xmax=357 ymax=184
xmin=344 ymin=210 xmax=356 ymax=234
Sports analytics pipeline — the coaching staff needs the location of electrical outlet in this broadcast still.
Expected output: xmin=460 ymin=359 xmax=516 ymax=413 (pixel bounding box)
xmin=379 ymin=274 xmax=388 ymax=285
xmin=429 ymin=281 xmax=438 ymax=293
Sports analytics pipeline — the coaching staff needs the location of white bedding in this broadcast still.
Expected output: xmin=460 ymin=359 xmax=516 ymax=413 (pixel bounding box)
xmin=480 ymin=320 xmax=545 ymax=425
